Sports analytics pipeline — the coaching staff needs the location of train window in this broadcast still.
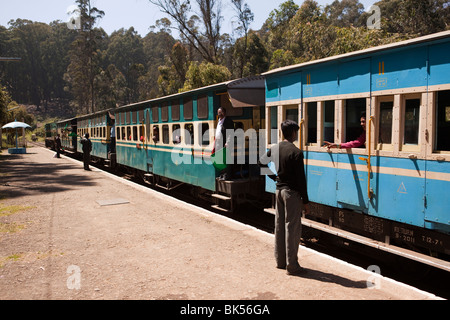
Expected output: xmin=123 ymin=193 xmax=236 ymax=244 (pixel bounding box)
xmin=152 ymin=125 xmax=159 ymax=143
xmin=162 ymin=125 xmax=169 ymax=144
xmin=403 ymin=98 xmax=420 ymax=145
xmin=172 ymin=124 xmax=181 ymax=144
xmin=197 ymin=95 xmax=208 ymax=119
xmin=323 ymin=100 xmax=335 ymax=143
xmin=161 ymin=102 xmax=168 ymax=122
xmin=133 ymin=126 xmax=138 ymax=141
xmin=132 ymin=111 xmax=138 ymax=124
xmin=117 ymin=127 xmax=121 ymax=141
xmin=127 ymin=127 xmax=131 ymax=141
xmin=307 ymin=102 xmax=317 ymax=145
xmin=378 ymin=99 xmax=393 ymax=146
xmin=184 ymin=98 xmax=193 ymax=120
xmin=436 ymin=90 xmax=450 ymax=151
xmin=172 ymin=100 xmax=180 ymax=121
xmin=345 ymin=98 xmax=366 ymax=146
xmin=199 ymin=123 xmax=210 ymax=146
xmin=139 ymin=125 xmax=144 ymax=142
xmin=269 ymin=106 xmax=278 ymax=144
xmin=185 ymin=123 xmax=194 ymax=145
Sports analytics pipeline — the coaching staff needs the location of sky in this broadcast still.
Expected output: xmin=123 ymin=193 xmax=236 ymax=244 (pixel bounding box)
xmin=0 ymin=0 xmax=379 ymax=37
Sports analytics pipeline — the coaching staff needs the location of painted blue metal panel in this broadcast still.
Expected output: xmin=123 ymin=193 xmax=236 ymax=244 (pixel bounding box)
xmin=279 ymin=71 xmax=301 ymax=101
xmin=265 ymin=72 xmax=301 ymax=103
xmin=429 ymin=41 xmax=450 ymax=87
xmin=425 ymin=160 xmax=450 ymax=230
xmin=303 ymin=64 xmax=338 ymax=99
xmin=338 ymin=58 xmax=371 ymax=95
xmin=303 ymin=151 xmax=337 ymax=206
xmin=372 ymin=47 xmax=428 ymax=92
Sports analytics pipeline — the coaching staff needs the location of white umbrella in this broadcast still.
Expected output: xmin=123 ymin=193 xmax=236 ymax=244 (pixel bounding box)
xmin=1 ymin=120 xmax=31 ymax=151
xmin=2 ymin=120 xmax=31 ymax=129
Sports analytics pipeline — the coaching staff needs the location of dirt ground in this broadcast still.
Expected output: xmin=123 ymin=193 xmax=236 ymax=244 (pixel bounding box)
xmin=0 ymin=146 xmax=441 ymax=300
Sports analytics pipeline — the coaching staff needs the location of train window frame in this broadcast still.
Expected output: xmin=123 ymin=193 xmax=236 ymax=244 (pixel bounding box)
xmin=152 ymin=125 xmax=160 ymax=143
xmin=434 ymin=90 xmax=450 ymax=153
xmin=400 ymin=93 xmax=421 ymax=152
xmin=267 ymin=106 xmax=278 ymax=145
xmin=344 ymin=98 xmax=367 ymax=150
xmin=199 ymin=122 xmax=210 ymax=146
xmin=162 ymin=125 xmax=170 ymax=144
xmin=184 ymin=123 xmax=194 ymax=145
xmin=172 ymin=124 xmax=181 ymax=144
xmin=283 ymin=105 xmax=300 ymax=148
xmin=322 ymin=100 xmax=335 ymax=144
xmin=376 ymin=95 xmax=394 ymax=151
xmin=305 ymin=102 xmax=317 ymax=147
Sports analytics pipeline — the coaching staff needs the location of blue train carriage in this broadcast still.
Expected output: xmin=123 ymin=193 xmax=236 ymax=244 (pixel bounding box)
xmin=115 ymin=76 xmax=266 ymax=210
xmin=76 ymin=109 xmax=114 ymax=162
xmin=56 ymin=117 xmax=77 ymax=153
xmin=263 ymin=31 xmax=450 ymax=263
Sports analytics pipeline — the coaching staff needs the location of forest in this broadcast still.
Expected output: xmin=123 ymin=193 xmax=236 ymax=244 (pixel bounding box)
xmin=1 ymin=0 xmax=449 ymax=127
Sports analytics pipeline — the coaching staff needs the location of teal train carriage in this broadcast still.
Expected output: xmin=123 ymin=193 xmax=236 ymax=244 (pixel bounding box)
xmin=56 ymin=117 xmax=77 ymax=152
xmin=76 ymin=109 xmax=114 ymax=162
xmin=263 ymin=31 xmax=450 ymax=264
xmin=115 ymin=76 xmax=266 ymax=210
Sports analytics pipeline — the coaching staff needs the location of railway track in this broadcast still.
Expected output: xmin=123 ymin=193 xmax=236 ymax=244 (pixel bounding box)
xmin=26 ymin=142 xmax=450 ymax=299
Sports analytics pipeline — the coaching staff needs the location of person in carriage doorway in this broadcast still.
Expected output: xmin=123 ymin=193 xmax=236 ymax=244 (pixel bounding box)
xmin=324 ymin=113 xmax=366 ymax=149
xmin=81 ymin=133 xmax=92 ymax=171
xmin=259 ymin=120 xmax=310 ymax=276
xmin=54 ymin=134 xmax=62 ymax=158
xmin=215 ymin=107 xmax=235 ymax=180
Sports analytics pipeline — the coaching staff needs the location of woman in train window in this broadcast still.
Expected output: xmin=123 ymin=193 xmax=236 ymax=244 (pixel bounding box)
xmin=324 ymin=113 xmax=366 ymax=149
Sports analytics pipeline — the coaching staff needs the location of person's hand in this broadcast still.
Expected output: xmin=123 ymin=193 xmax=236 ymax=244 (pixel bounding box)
xmin=323 ymin=141 xmax=336 ymax=150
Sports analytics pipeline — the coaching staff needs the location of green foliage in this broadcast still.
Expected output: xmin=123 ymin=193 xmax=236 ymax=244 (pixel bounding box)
xmin=181 ymin=61 xmax=231 ymax=92
xmin=0 ymin=0 xmax=449 ymax=119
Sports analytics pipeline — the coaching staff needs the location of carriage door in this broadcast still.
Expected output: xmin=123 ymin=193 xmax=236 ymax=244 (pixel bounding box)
xmin=145 ymin=109 xmax=153 ymax=173
xmin=336 ymin=98 xmax=370 ymax=210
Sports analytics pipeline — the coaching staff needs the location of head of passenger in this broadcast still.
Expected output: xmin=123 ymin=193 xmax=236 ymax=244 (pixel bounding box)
xmin=85 ymin=133 xmax=89 ymax=139
xmin=217 ymin=107 xmax=226 ymax=120
xmin=281 ymin=120 xmax=300 ymax=142
xmin=360 ymin=113 xmax=366 ymax=131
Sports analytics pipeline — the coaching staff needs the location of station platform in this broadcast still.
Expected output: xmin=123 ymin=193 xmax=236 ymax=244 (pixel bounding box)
xmin=0 ymin=146 xmax=442 ymax=301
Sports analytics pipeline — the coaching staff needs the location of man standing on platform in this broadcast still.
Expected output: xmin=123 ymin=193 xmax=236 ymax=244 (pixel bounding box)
xmin=260 ymin=120 xmax=310 ymax=276
xmin=81 ymin=133 xmax=92 ymax=171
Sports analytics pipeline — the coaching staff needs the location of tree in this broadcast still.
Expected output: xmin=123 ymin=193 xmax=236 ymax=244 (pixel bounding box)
xmin=106 ymin=27 xmax=146 ymax=104
xmin=325 ymin=0 xmax=365 ymax=28
xmin=181 ymin=61 xmax=231 ymax=92
xmin=231 ymin=0 xmax=254 ymax=78
xmin=0 ymin=85 xmax=11 ymax=124
xmin=149 ymin=0 xmax=223 ymax=64
xmin=65 ymin=0 xmax=105 ymax=114
xmin=377 ymin=0 xmax=449 ymax=36
xmin=263 ymin=0 xmax=299 ymax=51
